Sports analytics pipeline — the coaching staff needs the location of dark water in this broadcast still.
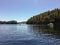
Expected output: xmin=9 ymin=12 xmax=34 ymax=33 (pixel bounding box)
xmin=0 ymin=24 xmax=60 ymax=45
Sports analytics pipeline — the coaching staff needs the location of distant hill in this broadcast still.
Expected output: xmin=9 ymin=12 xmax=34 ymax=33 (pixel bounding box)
xmin=0 ymin=20 xmax=26 ymax=24
xmin=0 ymin=20 xmax=17 ymax=24
xmin=26 ymin=8 xmax=60 ymax=25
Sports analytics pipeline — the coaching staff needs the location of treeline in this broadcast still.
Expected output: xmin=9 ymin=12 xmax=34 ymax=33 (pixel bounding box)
xmin=0 ymin=20 xmax=18 ymax=24
xmin=26 ymin=8 xmax=60 ymax=25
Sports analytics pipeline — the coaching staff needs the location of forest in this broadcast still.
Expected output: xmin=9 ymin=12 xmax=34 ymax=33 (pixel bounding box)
xmin=0 ymin=20 xmax=17 ymax=24
xmin=26 ymin=8 xmax=60 ymax=26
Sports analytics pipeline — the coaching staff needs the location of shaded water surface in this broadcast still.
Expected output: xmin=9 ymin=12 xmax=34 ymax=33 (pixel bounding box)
xmin=0 ymin=24 xmax=60 ymax=45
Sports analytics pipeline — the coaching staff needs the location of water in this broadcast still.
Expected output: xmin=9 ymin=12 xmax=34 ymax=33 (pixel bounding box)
xmin=0 ymin=24 xmax=60 ymax=45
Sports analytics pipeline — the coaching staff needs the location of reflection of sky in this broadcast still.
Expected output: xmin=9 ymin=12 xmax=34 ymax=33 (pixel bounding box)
xmin=0 ymin=24 xmax=36 ymax=41
xmin=0 ymin=24 xmax=60 ymax=45
xmin=0 ymin=0 xmax=60 ymax=21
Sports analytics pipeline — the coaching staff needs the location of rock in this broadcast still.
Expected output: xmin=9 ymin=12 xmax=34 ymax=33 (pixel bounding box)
xmin=48 ymin=23 xmax=54 ymax=28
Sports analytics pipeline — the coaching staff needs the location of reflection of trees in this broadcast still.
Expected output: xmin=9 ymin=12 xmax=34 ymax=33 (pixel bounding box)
xmin=28 ymin=24 xmax=60 ymax=39
xmin=53 ymin=26 xmax=60 ymax=38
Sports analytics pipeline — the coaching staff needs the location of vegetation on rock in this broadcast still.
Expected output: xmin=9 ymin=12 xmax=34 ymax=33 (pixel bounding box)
xmin=26 ymin=8 xmax=60 ymax=25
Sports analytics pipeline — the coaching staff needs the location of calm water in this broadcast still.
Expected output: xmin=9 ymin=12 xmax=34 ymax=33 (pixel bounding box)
xmin=0 ymin=24 xmax=60 ymax=45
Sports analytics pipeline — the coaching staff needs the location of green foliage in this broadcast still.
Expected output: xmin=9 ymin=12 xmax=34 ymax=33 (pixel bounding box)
xmin=26 ymin=8 xmax=60 ymax=24
xmin=0 ymin=20 xmax=17 ymax=24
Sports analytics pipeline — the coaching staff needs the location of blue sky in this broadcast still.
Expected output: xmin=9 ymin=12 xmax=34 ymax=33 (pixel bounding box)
xmin=0 ymin=0 xmax=60 ymax=22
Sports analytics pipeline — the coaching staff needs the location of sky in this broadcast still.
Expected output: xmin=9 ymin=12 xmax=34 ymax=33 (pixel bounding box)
xmin=0 ymin=0 xmax=60 ymax=22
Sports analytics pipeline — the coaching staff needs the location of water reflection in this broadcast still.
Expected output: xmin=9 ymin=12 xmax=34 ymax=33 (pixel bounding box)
xmin=28 ymin=24 xmax=60 ymax=39
xmin=0 ymin=24 xmax=60 ymax=45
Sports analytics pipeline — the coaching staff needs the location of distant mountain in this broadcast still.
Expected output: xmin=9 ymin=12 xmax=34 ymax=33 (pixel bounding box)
xmin=26 ymin=8 xmax=60 ymax=25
